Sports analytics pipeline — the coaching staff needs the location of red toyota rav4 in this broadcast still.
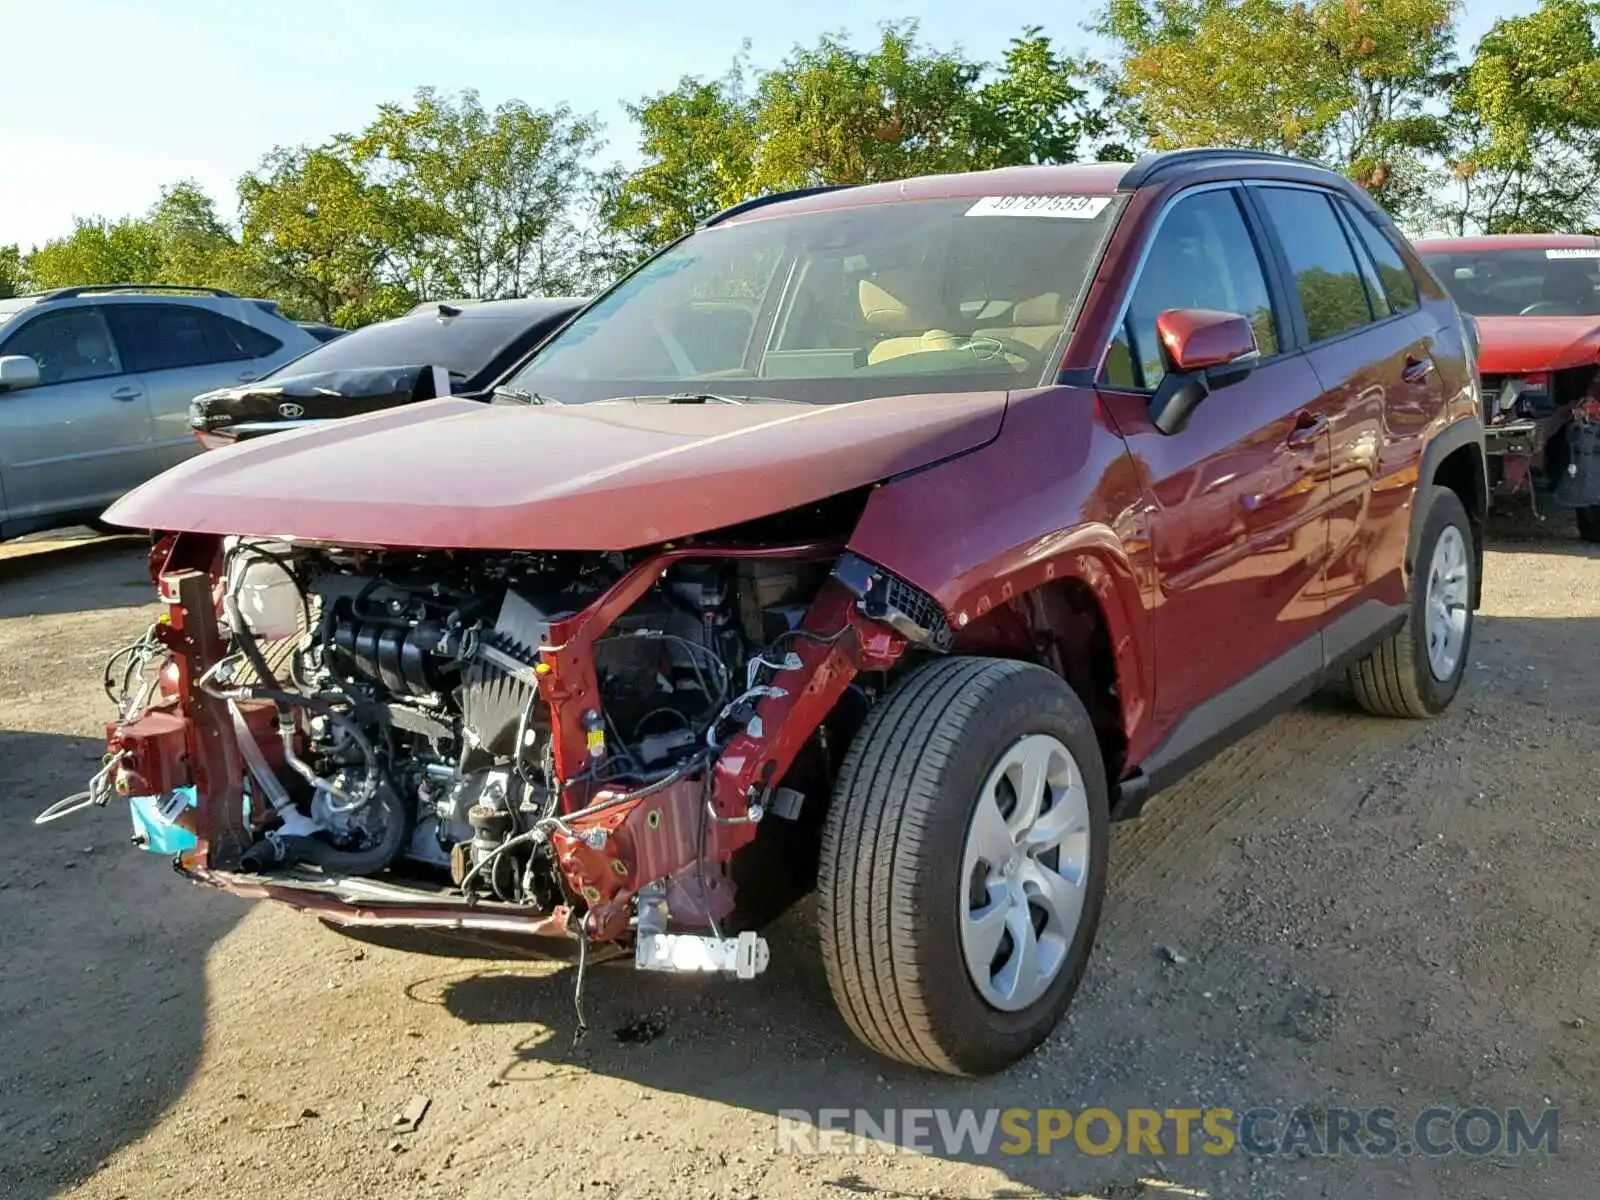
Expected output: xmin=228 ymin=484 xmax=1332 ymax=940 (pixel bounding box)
xmin=65 ymin=149 xmax=1485 ymax=1077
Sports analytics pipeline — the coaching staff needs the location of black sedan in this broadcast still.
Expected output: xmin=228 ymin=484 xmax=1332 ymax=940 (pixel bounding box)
xmin=190 ymin=296 xmax=584 ymax=447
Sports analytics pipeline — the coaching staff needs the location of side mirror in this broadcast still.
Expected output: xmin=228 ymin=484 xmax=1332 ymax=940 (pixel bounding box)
xmin=1148 ymin=308 xmax=1259 ymax=435
xmin=0 ymin=354 xmax=41 ymax=393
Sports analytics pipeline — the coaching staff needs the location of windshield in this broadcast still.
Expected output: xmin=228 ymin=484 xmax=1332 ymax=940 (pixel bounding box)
xmin=266 ymin=311 xmax=542 ymax=383
xmin=1422 ymin=247 xmax=1600 ymax=317
xmin=506 ymin=195 xmax=1118 ymax=404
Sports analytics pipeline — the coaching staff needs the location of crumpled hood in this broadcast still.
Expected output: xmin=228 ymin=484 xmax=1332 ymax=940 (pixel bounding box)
xmin=1474 ymin=316 xmax=1600 ymax=375
xmin=104 ymin=391 xmax=1009 ymax=550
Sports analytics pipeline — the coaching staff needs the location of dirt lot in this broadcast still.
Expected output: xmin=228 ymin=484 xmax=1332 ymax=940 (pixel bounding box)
xmin=1 ymin=517 xmax=1597 ymax=1200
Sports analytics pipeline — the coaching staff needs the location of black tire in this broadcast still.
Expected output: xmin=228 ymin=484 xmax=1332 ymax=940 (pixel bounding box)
xmin=817 ymin=657 xmax=1110 ymax=1076
xmin=1347 ymin=486 xmax=1474 ymax=718
xmin=1577 ymin=506 xmax=1600 ymax=544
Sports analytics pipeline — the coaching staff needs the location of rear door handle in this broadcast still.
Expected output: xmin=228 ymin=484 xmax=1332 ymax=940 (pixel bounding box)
xmin=110 ymin=386 xmax=142 ymax=402
xmin=1286 ymin=411 xmax=1328 ymax=449
xmin=1402 ymin=355 xmax=1435 ymax=383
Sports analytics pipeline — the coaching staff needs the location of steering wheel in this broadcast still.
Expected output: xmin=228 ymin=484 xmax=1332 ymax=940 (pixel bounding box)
xmin=963 ymin=335 xmax=1046 ymax=369
xmin=1519 ymin=301 xmax=1580 ymax=316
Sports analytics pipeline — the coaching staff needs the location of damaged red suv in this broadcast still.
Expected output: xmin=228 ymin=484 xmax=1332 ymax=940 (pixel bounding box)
xmin=1414 ymin=234 xmax=1600 ymax=540
xmin=67 ymin=149 xmax=1486 ymax=1077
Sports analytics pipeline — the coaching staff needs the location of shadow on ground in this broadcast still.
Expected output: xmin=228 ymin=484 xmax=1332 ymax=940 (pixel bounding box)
xmin=1485 ymin=504 xmax=1600 ymax=559
xmin=0 ymin=541 xmax=152 ymax=620
xmin=0 ymin=729 xmax=247 ymax=1199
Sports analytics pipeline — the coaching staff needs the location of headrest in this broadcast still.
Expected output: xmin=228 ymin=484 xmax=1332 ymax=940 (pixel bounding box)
xmin=1010 ymin=292 xmax=1064 ymax=326
xmin=860 ymin=272 xmax=938 ymax=332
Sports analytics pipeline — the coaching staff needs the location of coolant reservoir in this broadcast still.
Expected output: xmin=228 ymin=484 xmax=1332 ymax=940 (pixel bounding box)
xmin=228 ymin=552 xmax=302 ymax=639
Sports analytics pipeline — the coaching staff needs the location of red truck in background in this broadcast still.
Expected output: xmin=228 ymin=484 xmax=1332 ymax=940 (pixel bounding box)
xmin=1416 ymin=234 xmax=1600 ymax=541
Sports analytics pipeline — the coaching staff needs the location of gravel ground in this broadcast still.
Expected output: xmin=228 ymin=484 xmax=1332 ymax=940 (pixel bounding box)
xmin=1 ymin=515 xmax=1596 ymax=1200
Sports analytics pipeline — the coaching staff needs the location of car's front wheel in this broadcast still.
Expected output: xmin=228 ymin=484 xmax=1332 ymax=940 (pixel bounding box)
xmin=1576 ymin=506 xmax=1600 ymax=544
xmin=817 ymin=657 xmax=1109 ymax=1076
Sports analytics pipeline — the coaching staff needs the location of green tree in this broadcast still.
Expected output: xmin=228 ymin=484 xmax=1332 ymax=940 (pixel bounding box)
xmin=235 ymin=144 xmax=417 ymax=326
xmin=24 ymin=215 xmax=165 ymax=291
xmin=753 ymin=25 xmax=990 ymax=188
xmin=148 ymin=180 xmax=239 ymax=286
xmin=0 ymin=244 xmax=21 ymax=298
xmin=610 ymin=22 xmax=1111 ymax=256
xmin=1436 ymin=0 xmax=1600 ymax=233
xmin=351 ymin=88 xmax=606 ymax=298
xmin=18 ymin=182 xmax=240 ymax=295
xmin=607 ymin=62 xmax=762 ymax=251
xmin=1098 ymin=0 xmax=1456 ymax=217
xmin=976 ymin=26 xmax=1126 ymax=166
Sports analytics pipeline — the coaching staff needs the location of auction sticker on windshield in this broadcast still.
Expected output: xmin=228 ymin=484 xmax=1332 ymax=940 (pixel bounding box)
xmin=966 ymin=195 xmax=1112 ymax=219
xmin=1546 ymin=248 xmax=1600 ymax=259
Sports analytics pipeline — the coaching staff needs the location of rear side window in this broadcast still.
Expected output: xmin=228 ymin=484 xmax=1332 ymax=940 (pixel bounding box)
xmin=0 ymin=307 xmax=122 ymax=385
xmin=110 ymin=304 xmax=283 ymax=372
xmin=1341 ymin=201 xmax=1420 ymax=311
xmin=1257 ymin=188 xmax=1375 ymax=343
xmin=1103 ymin=188 xmax=1280 ymax=390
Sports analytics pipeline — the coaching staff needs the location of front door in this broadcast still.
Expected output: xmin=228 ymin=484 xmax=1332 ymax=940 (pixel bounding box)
xmin=0 ymin=305 xmax=157 ymax=522
xmin=1096 ymin=185 xmax=1332 ymax=753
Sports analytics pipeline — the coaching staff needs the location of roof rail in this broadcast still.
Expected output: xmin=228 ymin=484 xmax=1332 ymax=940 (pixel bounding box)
xmin=39 ymin=283 xmax=239 ymax=302
xmin=1119 ymin=148 xmax=1332 ymax=190
xmin=699 ymin=184 xmax=856 ymax=228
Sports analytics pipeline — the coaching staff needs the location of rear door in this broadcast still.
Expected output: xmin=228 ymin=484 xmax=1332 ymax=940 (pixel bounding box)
xmin=1096 ymin=184 xmax=1333 ymax=748
xmin=0 ymin=304 xmax=158 ymax=521
xmin=1250 ymin=186 xmax=1443 ymax=645
xmin=105 ymin=303 xmax=287 ymax=469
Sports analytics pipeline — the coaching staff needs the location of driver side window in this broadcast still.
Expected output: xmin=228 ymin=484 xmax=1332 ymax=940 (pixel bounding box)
xmin=1103 ymin=189 xmax=1280 ymax=391
xmin=0 ymin=307 xmax=123 ymax=386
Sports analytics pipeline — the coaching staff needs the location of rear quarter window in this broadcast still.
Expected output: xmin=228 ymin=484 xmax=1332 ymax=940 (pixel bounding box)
xmin=1341 ymin=202 xmax=1420 ymax=311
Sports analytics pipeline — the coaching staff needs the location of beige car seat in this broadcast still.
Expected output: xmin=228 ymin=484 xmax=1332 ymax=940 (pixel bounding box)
xmin=859 ymin=272 xmax=962 ymax=364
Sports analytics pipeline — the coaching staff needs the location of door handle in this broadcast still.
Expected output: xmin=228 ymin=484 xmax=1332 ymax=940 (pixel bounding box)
xmin=109 ymin=386 xmax=142 ymax=402
xmin=1286 ymin=411 xmax=1327 ymax=449
xmin=1402 ymin=355 xmax=1435 ymax=383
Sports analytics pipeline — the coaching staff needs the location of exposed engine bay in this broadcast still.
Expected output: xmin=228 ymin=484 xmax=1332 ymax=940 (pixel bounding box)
xmin=222 ymin=542 xmax=832 ymax=903
xmin=67 ymin=523 xmax=936 ymax=985
xmin=1482 ymin=365 xmax=1600 ymax=511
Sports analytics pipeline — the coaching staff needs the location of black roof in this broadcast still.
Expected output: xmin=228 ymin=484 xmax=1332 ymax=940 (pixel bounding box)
xmin=1119 ymin=148 xmax=1348 ymax=190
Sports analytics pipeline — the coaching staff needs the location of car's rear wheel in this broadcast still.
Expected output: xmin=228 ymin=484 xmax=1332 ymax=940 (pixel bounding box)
xmin=1348 ymin=486 xmax=1474 ymax=718
xmin=817 ymin=657 xmax=1109 ymax=1076
xmin=1576 ymin=506 xmax=1600 ymax=544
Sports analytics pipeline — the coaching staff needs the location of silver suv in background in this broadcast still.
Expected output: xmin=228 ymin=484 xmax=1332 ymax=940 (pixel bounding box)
xmin=0 ymin=284 xmax=318 ymax=539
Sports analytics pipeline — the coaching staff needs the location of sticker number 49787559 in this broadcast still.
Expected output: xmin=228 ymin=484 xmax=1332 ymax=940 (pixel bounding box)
xmin=966 ymin=195 xmax=1113 ymax=219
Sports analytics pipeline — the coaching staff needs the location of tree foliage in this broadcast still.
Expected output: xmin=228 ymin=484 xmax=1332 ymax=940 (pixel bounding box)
xmin=1097 ymin=0 xmax=1456 ymax=215
xmin=351 ymin=88 xmax=605 ymax=299
xmin=0 ymin=244 xmax=22 ymax=300
xmin=24 ymin=215 xmax=164 ymax=292
xmin=1436 ymin=0 xmax=1600 ymax=233
xmin=608 ymin=22 xmax=1114 ymax=256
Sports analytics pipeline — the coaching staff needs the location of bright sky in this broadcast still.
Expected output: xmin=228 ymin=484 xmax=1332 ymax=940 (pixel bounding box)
xmin=0 ymin=0 xmax=1541 ymax=249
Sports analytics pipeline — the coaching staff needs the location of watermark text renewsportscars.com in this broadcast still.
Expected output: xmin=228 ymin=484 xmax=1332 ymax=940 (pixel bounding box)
xmin=775 ymin=1106 xmax=1559 ymax=1159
